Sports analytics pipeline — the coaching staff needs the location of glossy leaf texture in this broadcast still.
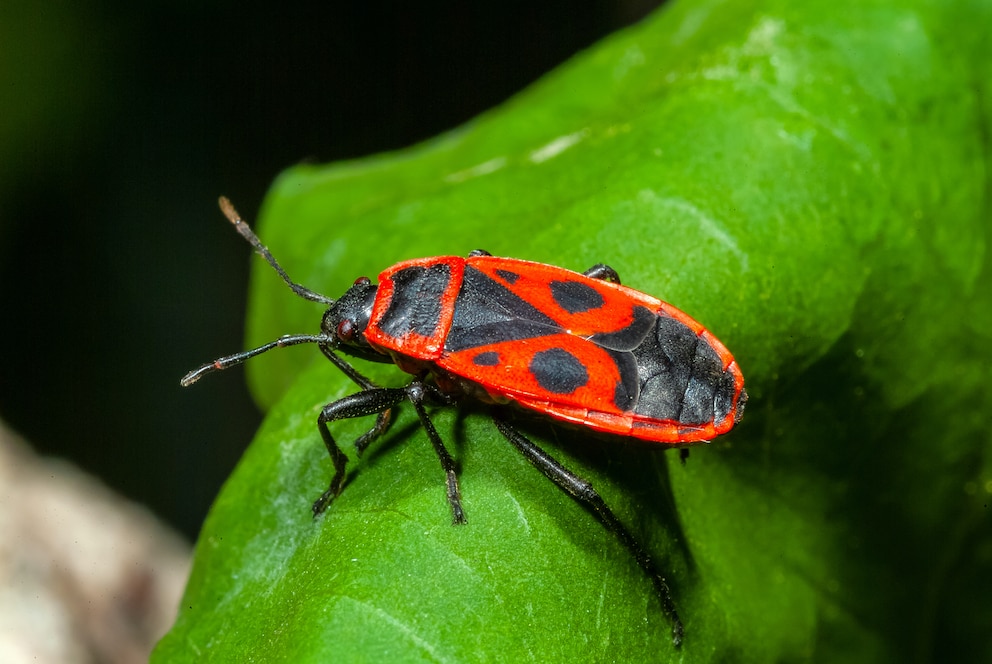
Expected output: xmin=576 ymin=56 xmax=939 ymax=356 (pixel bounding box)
xmin=155 ymin=0 xmax=992 ymax=661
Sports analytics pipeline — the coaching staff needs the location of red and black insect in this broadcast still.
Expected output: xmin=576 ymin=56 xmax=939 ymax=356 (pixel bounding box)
xmin=183 ymin=197 xmax=747 ymax=646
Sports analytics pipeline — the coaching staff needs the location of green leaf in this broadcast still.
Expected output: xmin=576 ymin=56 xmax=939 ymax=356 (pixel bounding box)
xmin=156 ymin=0 xmax=992 ymax=661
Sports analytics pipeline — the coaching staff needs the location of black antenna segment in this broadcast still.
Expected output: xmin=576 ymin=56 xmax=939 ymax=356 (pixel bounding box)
xmin=180 ymin=333 xmax=332 ymax=387
xmin=218 ymin=196 xmax=335 ymax=306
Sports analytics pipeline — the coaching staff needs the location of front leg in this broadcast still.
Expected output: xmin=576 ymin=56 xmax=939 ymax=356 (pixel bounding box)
xmin=311 ymin=381 xmax=467 ymax=525
xmin=319 ymin=344 xmax=393 ymax=457
xmin=312 ymin=387 xmax=409 ymax=516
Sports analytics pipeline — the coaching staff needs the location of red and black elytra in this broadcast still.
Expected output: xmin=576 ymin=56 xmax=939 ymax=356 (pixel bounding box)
xmin=183 ymin=197 xmax=747 ymax=647
xmin=369 ymin=254 xmax=745 ymax=443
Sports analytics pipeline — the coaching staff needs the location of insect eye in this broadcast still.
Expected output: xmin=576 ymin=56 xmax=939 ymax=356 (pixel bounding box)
xmin=336 ymin=319 xmax=356 ymax=342
xmin=353 ymin=276 xmax=371 ymax=286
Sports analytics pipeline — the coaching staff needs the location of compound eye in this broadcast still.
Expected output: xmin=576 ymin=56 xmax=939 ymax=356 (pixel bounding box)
xmin=353 ymin=276 xmax=371 ymax=286
xmin=336 ymin=319 xmax=356 ymax=342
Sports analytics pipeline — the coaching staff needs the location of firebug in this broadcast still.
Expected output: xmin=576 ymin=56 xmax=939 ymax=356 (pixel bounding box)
xmin=183 ymin=197 xmax=747 ymax=646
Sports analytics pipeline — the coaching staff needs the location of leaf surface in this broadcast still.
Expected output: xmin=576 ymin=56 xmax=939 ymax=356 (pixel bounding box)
xmin=156 ymin=1 xmax=992 ymax=661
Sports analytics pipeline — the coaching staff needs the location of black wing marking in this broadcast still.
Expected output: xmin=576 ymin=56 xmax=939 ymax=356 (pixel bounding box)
xmin=376 ymin=263 xmax=451 ymax=339
xmin=630 ymin=315 xmax=734 ymax=425
xmin=445 ymin=266 xmax=561 ymax=352
xmin=444 ymin=263 xmax=734 ymax=425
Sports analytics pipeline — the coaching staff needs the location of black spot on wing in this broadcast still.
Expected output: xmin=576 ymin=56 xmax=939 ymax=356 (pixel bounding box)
xmin=472 ymin=351 xmax=501 ymax=366
xmin=549 ymin=280 xmax=605 ymax=314
xmin=445 ymin=266 xmax=560 ymax=352
xmin=495 ymin=269 xmax=520 ymax=284
xmin=529 ymin=348 xmax=588 ymax=394
xmin=377 ymin=264 xmax=450 ymax=339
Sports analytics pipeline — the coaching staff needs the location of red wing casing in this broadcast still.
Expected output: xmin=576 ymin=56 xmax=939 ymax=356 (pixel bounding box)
xmin=367 ymin=255 xmax=746 ymax=444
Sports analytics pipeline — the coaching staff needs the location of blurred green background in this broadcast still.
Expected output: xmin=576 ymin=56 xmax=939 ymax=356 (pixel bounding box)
xmin=0 ymin=0 xmax=663 ymax=539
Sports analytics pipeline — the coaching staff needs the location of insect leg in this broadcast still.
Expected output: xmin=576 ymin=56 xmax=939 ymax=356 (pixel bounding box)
xmin=319 ymin=345 xmax=392 ymax=457
xmin=313 ymin=387 xmax=409 ymax=516
xmin=582 ymin=263 xmax=621 ymax=284
xmin=405 ymin=382 xmax=466 ymax=525
xmin=491 ymin=409 xmax=684 ymax=647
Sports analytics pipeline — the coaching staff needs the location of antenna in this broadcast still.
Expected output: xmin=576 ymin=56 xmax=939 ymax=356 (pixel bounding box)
xmin=218 ymin=196 xmax=335 ymax=306
xmin=180 ymin=333 xmax=332 ymax=386
xmin=180 ymin=198 xmax=339 ymax=387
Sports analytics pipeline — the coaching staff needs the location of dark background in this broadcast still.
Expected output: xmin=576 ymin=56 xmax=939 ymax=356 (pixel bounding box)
xmin=0 ymin=1 xmax=663 ymax=540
